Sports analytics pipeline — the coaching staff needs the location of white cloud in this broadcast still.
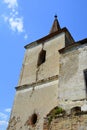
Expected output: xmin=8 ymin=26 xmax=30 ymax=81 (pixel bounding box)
xmin=5 ymin=108 xmax=11 ymax=113
xmin=9 ymin=17 xmax=24 ymax=33
xmin=2 ymin=0 xmax=28 ymax=39
xmin=3 ymin=0 xmax=18 ymax=9
xmin=0 ymin=112 xmax=7 ymax=120
xmin=24 ymin=34 xmax=28 ymax=39
xmin=0 ymin=110 xmax=10 ymax=128
xmin=3 ymin=14 xmax=24 ymax=33
xmin=0 ymin=120 xmax=8 ymax=126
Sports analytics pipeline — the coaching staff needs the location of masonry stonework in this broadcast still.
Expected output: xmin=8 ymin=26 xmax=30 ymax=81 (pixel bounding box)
xmin=43 ymin=113 xmax=87 ymax=130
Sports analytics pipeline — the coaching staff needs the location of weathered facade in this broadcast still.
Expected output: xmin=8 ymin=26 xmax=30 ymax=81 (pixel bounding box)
xmin=7 ymin=16 xmax=87 ymax=130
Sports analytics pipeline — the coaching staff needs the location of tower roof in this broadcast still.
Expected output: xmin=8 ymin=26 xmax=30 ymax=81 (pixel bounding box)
xmin=25 ymin=16 xmax=75 ymax=49
xmin=49 ymin=15 xmax=61 ymax=34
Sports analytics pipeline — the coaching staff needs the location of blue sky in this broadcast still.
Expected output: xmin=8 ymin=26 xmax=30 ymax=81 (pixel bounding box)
xmin=0 ymin=0 xmax=87 ymax=129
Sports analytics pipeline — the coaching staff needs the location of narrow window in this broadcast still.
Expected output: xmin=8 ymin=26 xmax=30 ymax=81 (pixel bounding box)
xmin=27 ymin=113 xmax=38 ymax=126
xmin=84 ymin=69 xmax=87 ymax=97
xmin=31 ymin=113 xmax=37 ymax=125
xmin=37 ymin=49 xmax=46 ymax=67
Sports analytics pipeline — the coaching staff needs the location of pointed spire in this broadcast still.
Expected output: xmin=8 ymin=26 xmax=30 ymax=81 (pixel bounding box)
xmin=49 ymin=15 xmax=61 ymax=34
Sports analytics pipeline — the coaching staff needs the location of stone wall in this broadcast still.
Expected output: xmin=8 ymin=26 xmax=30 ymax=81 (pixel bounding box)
xmin=43 ymin=111 xmax=87 ymax=130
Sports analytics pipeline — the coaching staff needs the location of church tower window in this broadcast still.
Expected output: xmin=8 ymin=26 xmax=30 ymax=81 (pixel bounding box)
xmin=84 ymin=69 xmax=87 ymax=97
xmin=37 ymin=49 xmax=46 ymax=67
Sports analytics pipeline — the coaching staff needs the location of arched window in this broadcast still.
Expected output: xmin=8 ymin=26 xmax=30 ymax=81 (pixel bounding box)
xmin=71 ymin=106 xmax=81 ymax=115
xmin=37 ymin=49 xmax=46 ymax=67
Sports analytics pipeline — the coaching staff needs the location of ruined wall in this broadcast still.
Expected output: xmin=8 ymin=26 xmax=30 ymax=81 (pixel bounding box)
xmin=43 ymin=112 xmax=87 ymax=130
xmin=58 ymin=44 xmax=87 ymax=110
xmin=18 ymin=33 xmax=65 ymax=86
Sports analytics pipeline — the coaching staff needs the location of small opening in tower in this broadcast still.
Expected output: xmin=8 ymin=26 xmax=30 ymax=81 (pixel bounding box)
xmin=84 ymin=69 xmax=87 ymax=98
xmin=37 ymin=49 xmax=46 ymax=67
xmin=71 ymin=106 xmax=81 ymax=115
xmin=31 ymin=113 xmax=37 ymax=125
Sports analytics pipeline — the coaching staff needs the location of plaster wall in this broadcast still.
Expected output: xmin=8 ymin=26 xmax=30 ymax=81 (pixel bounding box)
xmin=18 ymin=33 xmax=65 ymax=86
xmin=7 ymin=80 xmax=58 ymax=130
xmin=58 ymin=44 xmax=87 ymax=110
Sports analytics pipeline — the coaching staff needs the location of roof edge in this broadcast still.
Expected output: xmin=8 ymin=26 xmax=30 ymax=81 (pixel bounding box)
xmin=24 ymin=27 xmax=74 ymax=49
xmin=59 ymin=38 xmax=87 ymax=53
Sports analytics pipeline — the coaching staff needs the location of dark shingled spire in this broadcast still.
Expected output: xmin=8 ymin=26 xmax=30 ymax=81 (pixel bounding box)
xmin=50 ymin=15 xmax=61 ymax=34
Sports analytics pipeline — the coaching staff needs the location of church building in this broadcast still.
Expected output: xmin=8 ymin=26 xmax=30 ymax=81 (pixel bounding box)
xmin=7 ymin=16 xmax=87 ymax=130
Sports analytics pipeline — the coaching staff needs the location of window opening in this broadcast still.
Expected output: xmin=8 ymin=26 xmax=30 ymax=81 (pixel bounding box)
xmin=31 ymin=113 xmax=37 ymax=125
xmin=84 ymin=69 xmax=87 ymax=98
xmin=37 ymin=49 xmax=46 ymax=67
xmin=71 ymin=106 xmax=81 ymax=115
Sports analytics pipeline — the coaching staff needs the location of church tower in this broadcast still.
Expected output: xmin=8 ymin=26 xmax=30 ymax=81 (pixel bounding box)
xmin=7 ymin=16 xmax=87 ymax=130
xmin=7 ymin=16 xmax=74 ymax=130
